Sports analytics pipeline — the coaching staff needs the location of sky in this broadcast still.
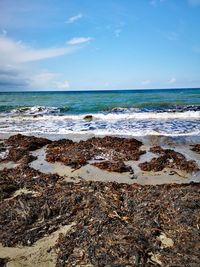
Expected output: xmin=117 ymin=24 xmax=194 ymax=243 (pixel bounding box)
xmin=0 ymin=0 xmax=200 ymax=91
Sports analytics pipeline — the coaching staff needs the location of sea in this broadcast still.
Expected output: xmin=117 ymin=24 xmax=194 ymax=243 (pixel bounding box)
xmin=0 ymin=88 xmax=200 ymax=136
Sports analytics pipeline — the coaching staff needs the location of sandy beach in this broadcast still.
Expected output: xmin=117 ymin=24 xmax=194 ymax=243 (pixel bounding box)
xmin=1 ymin=0 xmax=200 ymax=265
xmin=0 ymin=133 xmax=200 ymax=266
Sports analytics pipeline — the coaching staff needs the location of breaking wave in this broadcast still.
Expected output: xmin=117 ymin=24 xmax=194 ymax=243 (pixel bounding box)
xmin=7 ymin=110 xmax=198 ymax=120
xmin=0 ymin=105 xmax=200 ymax=119
xmin=107 ymin=105 xmax=200 ymax=113
xmin=2 ymin=106 xmax=60 ymax=116
xmin=0 ymin=105 xmax=199 ymax=136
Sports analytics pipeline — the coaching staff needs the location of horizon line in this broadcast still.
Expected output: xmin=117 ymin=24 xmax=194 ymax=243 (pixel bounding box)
xmin=0 ymin=87 xmax=200 ymax=93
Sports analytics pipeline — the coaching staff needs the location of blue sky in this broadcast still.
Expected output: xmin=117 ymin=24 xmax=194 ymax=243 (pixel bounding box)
xmin=0 ymin=0 xmax=200 ymax=91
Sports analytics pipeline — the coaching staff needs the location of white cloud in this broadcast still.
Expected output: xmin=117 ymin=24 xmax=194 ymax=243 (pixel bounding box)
xmin=188 ymin=0 xmax=200 ymax=5
xmin=0 ymin=35 xmax=77 ymax=64
xmin=28 ymin=71 xmax=70 ymax=90
xmin=0 ymin=35 xmax=90 ymax=90
xmin=141 ymin=80 xmax=151 ymax=85
xmin=67 ymin=37 xmax=92 ymax=45
xmin=30 ymin=72 xmax=70 ymax=90
xmin=30 ymin=72 xmax=58 ymax=88
xmin=66 ymin=13 xmax=83 ymax=24
xmin=168 ymin=77 xmax=176 ymax=84
xmin=55 ymin=80 xmax=70 ymax=90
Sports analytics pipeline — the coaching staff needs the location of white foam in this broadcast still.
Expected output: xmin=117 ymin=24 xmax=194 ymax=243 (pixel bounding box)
xmin=0 ymin=110 xmax=199 ymax=136
xmin=1 ymin=110 xmax=199 ymax=121
xmin=92 ymin=111 xmax=200 ymax=120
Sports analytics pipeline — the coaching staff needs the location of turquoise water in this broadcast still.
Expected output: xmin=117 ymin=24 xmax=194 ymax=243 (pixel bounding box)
xmin=0 ymin=88 xmax=200 ymax=114
xmin=0 ymin=88 xmax=199 ymax=136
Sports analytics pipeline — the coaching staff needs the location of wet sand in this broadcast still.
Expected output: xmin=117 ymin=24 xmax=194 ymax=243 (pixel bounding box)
xmin=26 ymin=133 xmax=200 ymax=185
xmin=1 ymin=132 xmax=200 ymax=185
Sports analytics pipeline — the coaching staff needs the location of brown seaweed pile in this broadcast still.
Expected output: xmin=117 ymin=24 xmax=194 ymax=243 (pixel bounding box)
xmin=1 ymin=134 xmax=200 ymax=266
xmin=46 ymin=136 xmax=145 ymax=170
xmin=92 ymin=160 xmax=133 ymax=173
xmin=0 ymin=134 xmax=51 ymax=164
xmin=0 ymin=258 xmax=9 ymax=267
xmin=0 ymin=166 xmax=62 ymax=200
xmin=0 ymin=164 xmax=200 ymax=266
xmin=139 ymin=146 xmax=199 ymax=173
xmin=55 ymin=182 xmax=200 ymax=267
xmin=191 ymin=144 xmax=200 ymax=154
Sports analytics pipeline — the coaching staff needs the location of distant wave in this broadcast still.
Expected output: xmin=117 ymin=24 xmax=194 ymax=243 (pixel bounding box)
xmin=107 ymin=105 xmax=200 ymax=113
xmin=0 ymin=106 xmax=60 ymax=116
xmin=1 ymin=104 xmax=200 ymax=117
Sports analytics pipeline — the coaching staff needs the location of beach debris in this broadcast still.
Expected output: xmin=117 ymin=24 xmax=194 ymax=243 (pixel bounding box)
xmin=46 ymin=136 xmax=145 ymax=171
xmin=148 ymin=252 xmax=163 ymax=265
xmin=5 ymin=134 xmax=51 ymax=150
xmin=191 ymin=144 xmax=200 ymax=154
xmin=0 ymin=134 xmax=51 ymax=164
xmin=46 ymin=139 xmax=92 ymax=169
xmin=0 ymin=143 xmax=8 ymax=161
xmin=139 ymin=146 xmax=199 ymax=173
xmin=0 ymin=166 xmax=63 ymax=200
xmin=0 ymin=135 xmax=200 ymax=265
xmin=157 ymin=233 xmax=174 ymax=248
xmin=0 ymin=142 xmax=6 ymax=153
xmin=92 ymin=160 xmax=133 ymax=173
xmin=55 ymin=182 xmax=200 ymax=266
xmin=0 ymin=164 xmax=199 ymax=266
xmin=0 ymin=258 xmax=9 ymax=267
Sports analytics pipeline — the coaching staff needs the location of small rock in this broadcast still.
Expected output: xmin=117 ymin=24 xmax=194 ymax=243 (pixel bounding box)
xmin=83 ymin=115 xmax=93 ymax=121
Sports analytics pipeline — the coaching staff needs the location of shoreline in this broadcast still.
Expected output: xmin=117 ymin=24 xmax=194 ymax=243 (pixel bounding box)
xmin=1 ymin=133 xmax=200 ymax=185
xmin=1 ymin=131 xmax=200 ymax=142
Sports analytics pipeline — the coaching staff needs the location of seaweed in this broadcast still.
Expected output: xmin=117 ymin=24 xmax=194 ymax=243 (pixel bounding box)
xmin=46 ymin=136 xmax=145 ymax=170
xmin=0 ymin=134 xmax=51 ymax=164
xmin=139 ymin=146 xmax=199 ymax=173
xmin=0 ymin=165 xmax=199 ymax=266
xmin=191 ymin=144 xmax=200 ymax=154
xmin=92 ymin=160 xmax=133 ymax=173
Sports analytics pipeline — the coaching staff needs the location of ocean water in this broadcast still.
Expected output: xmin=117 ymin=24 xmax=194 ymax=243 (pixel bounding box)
xmin=0 ymin=88 xmax=199 ymax=136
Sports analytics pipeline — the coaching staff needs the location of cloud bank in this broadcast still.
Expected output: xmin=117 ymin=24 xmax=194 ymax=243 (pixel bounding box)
xmin=0 ymin=35 xmax=91 ymax=90
xmin=0 ymin=35 xmax=77 ymax=64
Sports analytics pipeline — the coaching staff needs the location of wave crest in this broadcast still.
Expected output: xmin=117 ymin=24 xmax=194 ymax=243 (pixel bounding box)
xmin=108 ymin=105 xmax=200 ymax=113
xmin=10 ymin=106 xmax=60 ymax=116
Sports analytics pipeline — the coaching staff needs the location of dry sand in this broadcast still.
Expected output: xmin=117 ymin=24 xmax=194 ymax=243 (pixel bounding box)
xmin=0 ymin=223 xmax=75 ymax=267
